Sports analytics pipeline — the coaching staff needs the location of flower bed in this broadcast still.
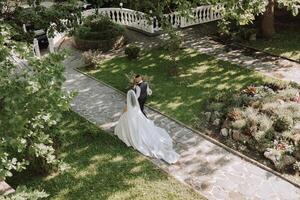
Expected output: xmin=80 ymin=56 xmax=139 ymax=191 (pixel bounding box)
xmin=74 ymin=35 xmax=124 ymax=52
xmin=73 ymin=15 xmax=125 ymax=52
xmin=202 ymin=82 xmax=300 ymax=174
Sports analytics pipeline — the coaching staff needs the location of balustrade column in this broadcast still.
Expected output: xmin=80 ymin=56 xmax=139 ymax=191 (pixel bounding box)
xmin=48 ymin=38 xmax=54 ymax=53
xmin=33 ymin=38 xmax=41 ymax=57
xmin=180 ymin=15 xmax=186 ymax=28
xmin=124 ymin=12 xmax=128 ymax=25
xmin=23 ymin=24 xmax=27 ymax=32
xmin=149 ymin=17 xmax=154 ymax=33
xmin=210 ymin=7 xmax=214 ymax=20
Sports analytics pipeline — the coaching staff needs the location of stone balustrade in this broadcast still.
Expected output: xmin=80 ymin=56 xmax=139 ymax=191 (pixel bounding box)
xmin=82 ymin=5 xmax=223 ymax=34
xmin=35 ymin=4 xmax=223 ymax=56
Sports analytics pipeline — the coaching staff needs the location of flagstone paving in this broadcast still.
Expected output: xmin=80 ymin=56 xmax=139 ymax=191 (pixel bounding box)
xmin=62 ymin=44 xmax=300 ymax=200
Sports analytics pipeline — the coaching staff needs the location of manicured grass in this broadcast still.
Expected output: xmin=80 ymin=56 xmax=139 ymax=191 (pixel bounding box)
xmin=86 ymin=49 xmax=272 ymax=126
xmin=247 ymin=29 xmax=300 ymax=62
xmin=8 ymin=112 xmax=204 ymax=200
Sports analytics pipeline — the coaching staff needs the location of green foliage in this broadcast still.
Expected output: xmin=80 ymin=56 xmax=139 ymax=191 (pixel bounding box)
xmin=9 ymin=112 xmax=204 ymax=200
xmin=125 ymin=45 xmax=141 ymax=60
xmin=273 ymin=116 xmax=294 ymax=132
xmin=205 ymin=81 xmax=300 ymax=172
xmin=247 ymin=28 xmax=300 ymax=62
xmin=162 ymin=28 xmax=182 ymax=75
xmin=0 ymin=22 xmax=74 ymax=182
xmin=74 ymin=15 xmax=125 ymax=41
xmin=85 ymin=47 xmax=268 ymax=128
xmin=82 ymin=50 xmax=103 ymax=68
xmin=0 ymin=186 xmax=48 ymax=200
xmin=8 ymin=1 xmax=81 ymax=39
xmin=210 ymin=0 xmax=299 ymax=36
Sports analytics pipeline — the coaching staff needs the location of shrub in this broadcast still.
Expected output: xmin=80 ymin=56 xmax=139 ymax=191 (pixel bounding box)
xmin=257 ymin=114 xmax=273 ymax=132
xmin=293 ymin=161 xmax=300 ymax=172
xmin=264 ymin=81 xmax=288 ymax=91
xmin=82 ymin=50 xmax=103 ymax=68
xmin=125 ymin=45 xmax=141 ymax=60
xmin=273 ymin=116 xmax=293 ymax=132
xmin=227 ymin=108 xmax=243 ymax=121
xmin=1 ymin=186 xmax=48 ymax=200
xmin=74 ymin=15 xmax=125 ymax=41
xmin=261 ymin=101 xmax=281 ymax=115
xmin=202 ymin=82 xmax=300 ymax=173
xmin=207 ymin=102 xmax=224 ymax=113
xmin=278 ymin=88 xmax=299 ymax=101
xmin=286 ymin=103 xmax=300 ymax=121
xmin=162 ymin=29 xmax=182 ymax=75
xmin=0 ymin=26 xmax=74 ymax=182
xmin=231 ymin=119 xmax=247 ymax=130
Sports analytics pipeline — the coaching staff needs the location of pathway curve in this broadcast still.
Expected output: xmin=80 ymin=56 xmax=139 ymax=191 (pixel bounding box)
xmin=62 ymin=41 xmax=300 ymax=200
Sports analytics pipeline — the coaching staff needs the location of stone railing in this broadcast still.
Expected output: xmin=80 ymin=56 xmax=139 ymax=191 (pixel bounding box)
xmin=33 ymin=5 xmax=223 ymax=56
xmin=82 ymin=5 xmax=223 ymax=34
xmin=82 ymin=8 xmax=155 ymax=33
xmin=180 ymin=4 xmax=223 ymax=28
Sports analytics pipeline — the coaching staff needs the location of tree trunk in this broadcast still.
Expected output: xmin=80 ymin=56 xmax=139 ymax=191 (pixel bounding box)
xmin=261 ymin=0 xmax=275 ymax=39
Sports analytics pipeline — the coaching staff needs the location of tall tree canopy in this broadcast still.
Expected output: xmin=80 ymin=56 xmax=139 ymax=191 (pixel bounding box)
xmin=0 ymin=22 xmax=74 ymax=182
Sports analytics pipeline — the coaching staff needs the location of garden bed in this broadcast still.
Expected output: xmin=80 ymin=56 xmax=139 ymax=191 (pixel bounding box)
xmin=84 ymin=48 xmax=300 ymax=185
xmin=200 ymin=83 xmax=300 ymax=179
xmin=74 ymin=35 xmax=125 ymax=52
xmin=73 ymin=15 xmax=125 ymax=52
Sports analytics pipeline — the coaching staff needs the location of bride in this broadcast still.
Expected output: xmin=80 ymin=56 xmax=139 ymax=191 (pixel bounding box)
xmin=114 ymin=90 xmax=179 ymax=164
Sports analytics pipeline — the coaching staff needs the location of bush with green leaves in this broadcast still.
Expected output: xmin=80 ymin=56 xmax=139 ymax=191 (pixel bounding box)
xmin=0 ymin=186 xmax=48 ymax=200
xmin=273 ymin=116 xmax=294 ymax=132
xmin=10 ymin=2 xmax=81 ymax=40
xmin=0 ymin=23 xmax=74 ymax=182
xmin=162 ymin=28 xmax=183 ymax=75
xmin=74 ymin=15 xmax=125 ymax=41
xmin=125 ymin=45 xmax=141 ymax=60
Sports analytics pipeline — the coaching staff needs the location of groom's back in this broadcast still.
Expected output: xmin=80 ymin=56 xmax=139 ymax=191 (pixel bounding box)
xmin=138 ymin=82 xmax=148 ymax=100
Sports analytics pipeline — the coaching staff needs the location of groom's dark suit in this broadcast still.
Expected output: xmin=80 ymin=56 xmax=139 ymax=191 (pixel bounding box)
xmin=134 ymin=81 xmax=148 ymax=116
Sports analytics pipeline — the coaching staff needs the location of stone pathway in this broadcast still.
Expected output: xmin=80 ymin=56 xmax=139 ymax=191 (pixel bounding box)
xmin=181 ymin=27 xmax=300 ymax=84
xmin=0 ymin=181 xmax=15 ymax=196
xmin=62 ymin=44 xmax=300 ymax=200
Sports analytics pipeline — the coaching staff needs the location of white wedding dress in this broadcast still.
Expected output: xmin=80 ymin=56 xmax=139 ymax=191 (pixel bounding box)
xmin=114 ymin=90 xmax=179 ymax=164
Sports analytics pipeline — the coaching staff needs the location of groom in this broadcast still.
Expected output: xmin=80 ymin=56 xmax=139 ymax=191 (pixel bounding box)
xmin=133 ymin=74 xmax=150 ymax=117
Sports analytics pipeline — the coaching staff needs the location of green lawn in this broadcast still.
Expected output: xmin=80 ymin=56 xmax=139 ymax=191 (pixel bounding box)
xmin=8 ymin=112 xmax=204 ymax=200
xmin=247 ymin=29 xmax=300 ymax=62
xmin=86 ymin=49 xmax=272 ymax=126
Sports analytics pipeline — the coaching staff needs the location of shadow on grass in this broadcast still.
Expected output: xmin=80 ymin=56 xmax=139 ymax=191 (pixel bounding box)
xmin=8 ymin=112 xmax=203 ymax=200
xmin=246 ymin=29 xmax=300 ymax=62
xmin=87 ymin=48 xmax=270 ymax=125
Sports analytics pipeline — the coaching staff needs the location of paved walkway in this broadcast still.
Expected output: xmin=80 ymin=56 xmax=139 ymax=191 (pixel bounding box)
xmin=62 ymin=44 xmax=300 ymax=200
xmin=181 ymin=27 xmax=300 ymax=84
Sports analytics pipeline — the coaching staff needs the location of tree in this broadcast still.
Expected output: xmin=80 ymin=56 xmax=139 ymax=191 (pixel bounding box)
xmin=0 ymin=23 xmax=74 ymax=181
xmin=203 ymin=0 xmax=299 ymax=39
xmin=262 ymin=0 xmax=275 ymax=39
xmin=1 ymin=0 xmax=82 ymax=41
xmin=98 ymin=0 xmax=299 ymax=39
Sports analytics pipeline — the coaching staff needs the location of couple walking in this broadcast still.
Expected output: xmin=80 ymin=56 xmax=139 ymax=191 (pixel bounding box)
xmin=114 ymin=75 xmax=179 ymax=164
